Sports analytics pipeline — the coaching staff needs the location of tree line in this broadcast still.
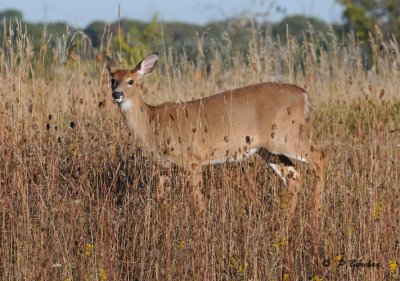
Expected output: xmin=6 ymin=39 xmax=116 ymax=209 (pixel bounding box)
xmin=1 ymin=1 xmax=399 ymax=61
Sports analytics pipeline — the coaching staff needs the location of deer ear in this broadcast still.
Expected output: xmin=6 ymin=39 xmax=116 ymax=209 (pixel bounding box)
xmin=105 ymin=55 xmax=118 ymax=74
xmin=134 ymin=52 xmax=159 ymax=77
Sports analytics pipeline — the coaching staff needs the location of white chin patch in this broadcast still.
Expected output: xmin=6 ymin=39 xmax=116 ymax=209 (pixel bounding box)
xmin=115 ymin=97 xmax=123 ymax=103
xmin=119 ymin=99 xmax=133 ymax=112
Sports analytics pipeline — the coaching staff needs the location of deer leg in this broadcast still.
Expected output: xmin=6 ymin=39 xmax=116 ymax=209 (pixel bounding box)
xmin=268 ymin=163 xmax=302 ymax=227
xmin=304 ymin=147 xmax=327 ymax=227
xmin=156 ymin=174 xmax=172 ymax=203
xmin=278 ymin=142 xmax=327 ymax=228
xmin=257 ymin=148 xmax=300 ymax=224
xmin=153 ymin=156 xmax=174 ymax=203
xmin=268 ymin=162 xmax=302 ymax=275
xmin=291 ymin=145 xmax=326 ymax=260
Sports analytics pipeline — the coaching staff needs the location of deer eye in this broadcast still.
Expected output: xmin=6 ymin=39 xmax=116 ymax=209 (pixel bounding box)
xmin=128 ymin=79 xmax=134 ymax=86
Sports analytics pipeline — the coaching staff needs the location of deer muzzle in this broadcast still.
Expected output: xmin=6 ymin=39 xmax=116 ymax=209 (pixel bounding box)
xmin=112 ymin=90 xmax=124 ymax=103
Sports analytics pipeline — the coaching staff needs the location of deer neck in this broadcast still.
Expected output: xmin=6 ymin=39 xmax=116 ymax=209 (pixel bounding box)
xmin=118 ymin=93 xmax=155 ymax=149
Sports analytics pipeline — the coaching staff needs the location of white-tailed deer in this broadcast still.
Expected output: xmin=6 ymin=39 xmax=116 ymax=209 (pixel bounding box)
xmin=106 ymin=52 xmax=326 ymax=224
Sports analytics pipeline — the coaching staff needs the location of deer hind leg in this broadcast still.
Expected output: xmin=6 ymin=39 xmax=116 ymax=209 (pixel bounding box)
xmin=269 ymin=161 xmax=303 ymax=273
xmin=302 ymin=146 xmax=327 ymax=223
xmin=287 ymin=144 xmax=327 ymax=258
xmin=269 ymin=162 xmax=302 ymax=227
xmin=281 ymin=143 xmax=327 ymax=227
xmin=257 ymin=149 xmax=301 ymax=226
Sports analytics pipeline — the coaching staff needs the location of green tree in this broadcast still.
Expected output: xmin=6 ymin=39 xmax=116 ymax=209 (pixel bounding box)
xmin=272 ymin=15 xmax=330 ymax=43
xmin=338 ymin=0 xmax=400 ymax=40
xmin=0 ymin=9 xmax=23 ymax=21
xmin=112 ymin=14 xmax=160 ymax=64
xmin=85 ymin=21 xmax=107 ymax=48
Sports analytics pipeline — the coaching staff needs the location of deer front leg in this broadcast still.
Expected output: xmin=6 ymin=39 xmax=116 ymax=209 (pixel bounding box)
xmin=190 ymin=163 xmax=206 ymax=216
xmin=151 ymin=154 xmax=173 ymax=203
xmin=156 ymin=173 xmax=172 ymax=203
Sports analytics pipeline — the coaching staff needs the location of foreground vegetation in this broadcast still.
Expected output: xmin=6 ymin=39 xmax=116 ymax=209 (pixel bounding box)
xmin=0 ymin=18 xmax=400 ymax=280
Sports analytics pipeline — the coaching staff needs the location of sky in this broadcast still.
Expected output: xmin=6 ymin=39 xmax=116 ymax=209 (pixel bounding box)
xmin=0 ymin=0 xmax=344 ymax=28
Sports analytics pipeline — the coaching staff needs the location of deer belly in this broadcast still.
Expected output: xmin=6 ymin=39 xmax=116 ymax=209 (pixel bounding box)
xmin=202 ymin=147 xmax=259 ymax=165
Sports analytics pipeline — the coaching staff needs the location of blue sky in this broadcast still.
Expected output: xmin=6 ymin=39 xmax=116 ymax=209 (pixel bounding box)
xmin=0 ymin=0 xmax=343 ymax=27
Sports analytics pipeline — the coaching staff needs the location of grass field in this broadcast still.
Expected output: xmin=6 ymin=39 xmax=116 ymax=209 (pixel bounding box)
xmin=0 ymin=23 xmax=400 ymax=280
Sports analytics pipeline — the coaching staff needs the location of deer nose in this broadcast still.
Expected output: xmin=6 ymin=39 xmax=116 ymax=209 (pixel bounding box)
xmin=112 ymin=90 xmax=124 ymax=102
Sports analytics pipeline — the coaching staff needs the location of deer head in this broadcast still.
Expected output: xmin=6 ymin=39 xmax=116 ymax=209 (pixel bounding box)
xmin=106 ymin=53 xmax=159 ymax=104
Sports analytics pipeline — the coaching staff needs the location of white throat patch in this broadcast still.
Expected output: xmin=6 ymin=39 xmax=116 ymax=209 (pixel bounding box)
xmin=119 ymin=99 xmax=133 ymax=112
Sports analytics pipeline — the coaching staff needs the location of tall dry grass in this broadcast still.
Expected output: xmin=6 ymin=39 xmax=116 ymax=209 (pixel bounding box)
xmin=0 ymin=21 xmax=399 ymax=280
